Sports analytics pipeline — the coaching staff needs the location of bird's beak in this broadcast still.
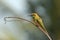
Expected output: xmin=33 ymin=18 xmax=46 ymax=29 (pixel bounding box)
xmin=28 ymin=14 xmax=32 ymax=16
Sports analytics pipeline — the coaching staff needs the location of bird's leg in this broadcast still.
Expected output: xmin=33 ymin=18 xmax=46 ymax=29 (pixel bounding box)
xmin=32 ymin=19 xmax=38 ymax=26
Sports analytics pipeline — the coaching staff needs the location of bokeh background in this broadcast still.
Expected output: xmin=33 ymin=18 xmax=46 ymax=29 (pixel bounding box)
xmin=0 ymin=0 xmax=60 ymax=40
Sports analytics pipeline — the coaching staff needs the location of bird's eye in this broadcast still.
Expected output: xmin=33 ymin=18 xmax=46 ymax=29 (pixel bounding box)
xmin=33 ymin=14 xmax=35 ymax=16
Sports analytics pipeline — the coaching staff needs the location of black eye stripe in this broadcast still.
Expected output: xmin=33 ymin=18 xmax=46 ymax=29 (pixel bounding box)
xmin=33 ymin=14 xmax=35 ymax=16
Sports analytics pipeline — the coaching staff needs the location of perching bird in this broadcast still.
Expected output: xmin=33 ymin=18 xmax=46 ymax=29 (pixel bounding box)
xmin=30 ymin=13 xmax=52 ymax=40
xmin=31 ymin=13 xmax=47 ymax=31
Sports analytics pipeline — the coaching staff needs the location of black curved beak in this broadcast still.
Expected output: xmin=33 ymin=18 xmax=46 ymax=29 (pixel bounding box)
xmin=28 ymin=14 xmax=32 ymax=16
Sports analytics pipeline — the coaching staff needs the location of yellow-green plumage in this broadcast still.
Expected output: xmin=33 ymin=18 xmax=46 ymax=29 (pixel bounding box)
xmin=32 ymin=13 xmax=47 ymax=32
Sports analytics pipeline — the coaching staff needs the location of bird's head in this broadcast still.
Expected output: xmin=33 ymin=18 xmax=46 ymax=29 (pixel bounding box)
xmin=31 ymin=13 xmax=38 ymax=18
xmin=29 ymin=12 xmax=40 ymax=20
xmin=32 ymin=13 xmax=40 ymax=18
xmin=29 ymin=13 xmax=39 ymax=20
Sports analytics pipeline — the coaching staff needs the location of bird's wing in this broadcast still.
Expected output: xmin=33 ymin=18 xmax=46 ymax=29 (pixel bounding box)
xmin=37 ymin=19 xmax=48 ymax=33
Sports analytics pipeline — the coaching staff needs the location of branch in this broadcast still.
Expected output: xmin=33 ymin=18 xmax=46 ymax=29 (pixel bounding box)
xmin=4 ymin=17 xmax=36 ymax=25
xmin=4 ymin=17 xmax=52 ymax=40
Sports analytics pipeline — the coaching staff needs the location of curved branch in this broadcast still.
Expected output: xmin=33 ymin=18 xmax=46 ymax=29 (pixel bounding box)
xmin=4 ymin=17 xmax=35 ymax=25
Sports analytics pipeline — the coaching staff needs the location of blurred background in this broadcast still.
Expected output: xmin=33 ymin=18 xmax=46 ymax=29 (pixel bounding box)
xmin=0 ymin=0 xmax=60 ymax=40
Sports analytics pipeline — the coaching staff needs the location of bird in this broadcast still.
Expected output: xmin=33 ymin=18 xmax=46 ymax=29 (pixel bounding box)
xmin=30 ymin=13 xmax=52 ymax=40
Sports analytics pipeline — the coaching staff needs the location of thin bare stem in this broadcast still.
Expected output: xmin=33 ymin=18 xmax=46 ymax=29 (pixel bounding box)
xmin=4 ymin=17 xmax=36 ymax=25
